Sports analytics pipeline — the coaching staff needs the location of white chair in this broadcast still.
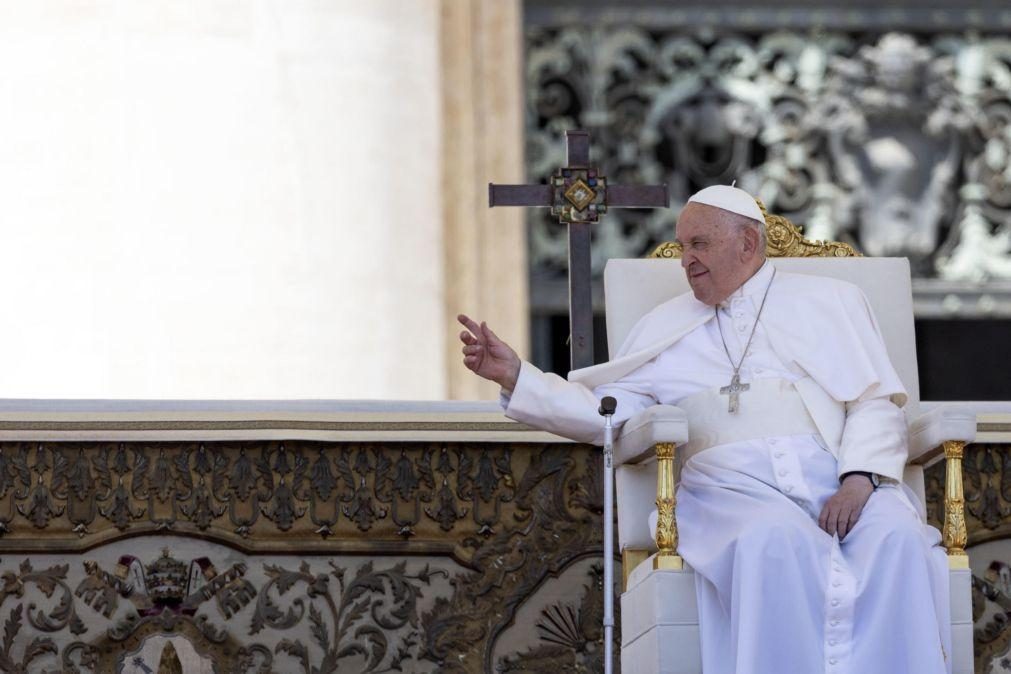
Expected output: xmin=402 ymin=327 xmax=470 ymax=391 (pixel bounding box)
xmin=609 ymin=218 xmax=976 ymax=674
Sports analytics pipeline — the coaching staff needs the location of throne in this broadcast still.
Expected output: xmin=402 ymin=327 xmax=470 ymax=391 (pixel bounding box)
xmin=610 ymin=206 xmax=976 ymax=673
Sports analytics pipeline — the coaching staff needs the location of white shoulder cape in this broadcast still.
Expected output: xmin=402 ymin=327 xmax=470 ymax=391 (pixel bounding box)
xmin=567 ymin=269 xmax=908 ymax=453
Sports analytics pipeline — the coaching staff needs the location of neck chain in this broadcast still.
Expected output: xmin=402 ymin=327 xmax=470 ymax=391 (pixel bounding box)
xmin=715 ymin=267 xmax=776 ymax=413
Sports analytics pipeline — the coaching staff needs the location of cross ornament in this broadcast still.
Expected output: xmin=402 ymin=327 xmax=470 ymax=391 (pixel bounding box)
xmin=720 ymin=373 xmax=750 ymax=413
xmin=489 ymin=130 xmax=668 ymax=370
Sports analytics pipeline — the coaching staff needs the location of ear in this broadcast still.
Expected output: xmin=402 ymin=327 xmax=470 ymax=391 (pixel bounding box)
xmin=739 ymin=225 xmax=760 ymax=260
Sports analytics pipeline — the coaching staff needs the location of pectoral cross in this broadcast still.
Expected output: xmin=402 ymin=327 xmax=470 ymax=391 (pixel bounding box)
xmin=720 ymin=373 xmax=750 ymax=413
xmin=489 ymin=130 xmax=668 ymax=370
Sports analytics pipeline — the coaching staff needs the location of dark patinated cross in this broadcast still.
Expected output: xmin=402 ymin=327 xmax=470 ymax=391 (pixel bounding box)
xmin=489 ymin=129 xmax=668 ymax=370
xmin=720 ymin=373 xmax=750 ymax=413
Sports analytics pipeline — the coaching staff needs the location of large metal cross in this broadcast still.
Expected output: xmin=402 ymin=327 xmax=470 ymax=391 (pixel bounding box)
xmin=489 ymin=130 xmax=669 ymax=370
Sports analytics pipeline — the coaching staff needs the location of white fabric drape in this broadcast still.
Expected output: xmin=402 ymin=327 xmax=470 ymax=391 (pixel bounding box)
xmin=678 ymin=436 xmax=950 ymax=674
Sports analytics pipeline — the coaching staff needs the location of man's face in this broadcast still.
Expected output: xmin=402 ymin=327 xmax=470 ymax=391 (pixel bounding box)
xmin=675 ymin=202 xmax=757 ymax=306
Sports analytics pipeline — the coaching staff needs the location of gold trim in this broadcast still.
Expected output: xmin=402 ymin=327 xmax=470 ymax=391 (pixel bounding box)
xmin=948 ymin=554 xmax=970 ymax=570
xmin=622 ymin=548 xmax=650 ymax=591
xmin=650 ymin=198 xmax=861 ymax=259
xmin=653 ymin=442 xmax=681 ymax=569
xmin=942 ymin=440 xmax=969 ymax=560
xmin=653 ymin=554 xmax=684 ymax=571
xmin=563 ymin=178 xmax=596 ymax=210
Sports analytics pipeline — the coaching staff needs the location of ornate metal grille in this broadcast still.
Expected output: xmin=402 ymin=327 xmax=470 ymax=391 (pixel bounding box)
xmin=524 ymin=4 xmax=1011 ymax=324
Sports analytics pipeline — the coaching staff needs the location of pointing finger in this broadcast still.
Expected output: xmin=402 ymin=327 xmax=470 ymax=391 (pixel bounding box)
xmin=457 ymin=314 xmax=482 ymax=336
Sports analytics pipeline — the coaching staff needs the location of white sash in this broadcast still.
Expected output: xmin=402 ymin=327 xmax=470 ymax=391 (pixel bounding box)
xmin=678 ymin=378 xmax=821 ymax=464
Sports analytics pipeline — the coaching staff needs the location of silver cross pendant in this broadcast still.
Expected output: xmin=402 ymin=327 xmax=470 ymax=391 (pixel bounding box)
xmin=719 ymin=373 xmax=750 ymax=413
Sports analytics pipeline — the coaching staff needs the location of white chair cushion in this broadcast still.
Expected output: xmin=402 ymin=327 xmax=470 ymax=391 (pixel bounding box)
xmin=614 ymin=404 xmax=689 ymax=465
xmin=908 ymin=405 xmax=977 ymax=461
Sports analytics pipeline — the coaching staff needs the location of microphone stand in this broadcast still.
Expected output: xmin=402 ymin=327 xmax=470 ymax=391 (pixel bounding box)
xmin=598 ymin=395 xmax=617 ymax=674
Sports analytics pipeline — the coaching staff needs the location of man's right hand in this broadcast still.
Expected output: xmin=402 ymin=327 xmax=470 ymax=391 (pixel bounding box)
xmin=457 ymin=314 xmax=521 ymax=392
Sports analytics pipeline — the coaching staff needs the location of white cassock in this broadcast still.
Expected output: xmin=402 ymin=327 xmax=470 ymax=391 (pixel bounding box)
xmin=502 ymin=261 xmax=951 ymax=674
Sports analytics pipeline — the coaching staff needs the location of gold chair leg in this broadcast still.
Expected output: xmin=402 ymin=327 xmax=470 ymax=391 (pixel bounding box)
xmin=942 ymin=440 xmax=970 ymax=569
xmin=653 ymin=442 xmax=683 ymax=570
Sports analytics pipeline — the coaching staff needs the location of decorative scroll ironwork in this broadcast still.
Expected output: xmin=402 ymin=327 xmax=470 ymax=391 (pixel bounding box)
xmin=525 ymin=26 xmax=1011 ymax=283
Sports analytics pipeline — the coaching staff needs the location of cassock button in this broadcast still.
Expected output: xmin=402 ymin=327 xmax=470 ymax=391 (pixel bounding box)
xmin=829 ymin=640 xmax=837 ymax=646
xmin=829 ymin=659 xmax=838 ymax=665
xmin=832 ymin=581 xmax=841 ymax=587
xmin=830 ymin=619 xmax=839 ymax=626
xmin=774 ymin=451 xmax=784 ymax=458
xmin=784 ymin=485 xmax=794 ymax=493
xmin=737 ymin=324 xmax=748 ymax=332
xmin=831 ymin=599 xmax=840 ymax=607
xmin=769 ymin=438 xmax=777 ymax=445
xmin=778 ymin=470 xmax=787 ymax=477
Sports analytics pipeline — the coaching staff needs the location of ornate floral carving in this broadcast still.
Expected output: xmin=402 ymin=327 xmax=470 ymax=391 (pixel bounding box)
xmin=420 ymin=447 xmax=606 ymax=673
xmin=650 ymin=201 xmax=861 ymax=260
xmin=526 ymin=26 xmax=1011 ymax=283
xmin=255 ymin=559 xmax=441 ymax=673
xmin=0 ymin=442 xmax=519 ymax=559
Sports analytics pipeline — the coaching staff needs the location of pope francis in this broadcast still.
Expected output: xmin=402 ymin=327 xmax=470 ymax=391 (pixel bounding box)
xmin=458 ymin=185 xmax=950 ymax=674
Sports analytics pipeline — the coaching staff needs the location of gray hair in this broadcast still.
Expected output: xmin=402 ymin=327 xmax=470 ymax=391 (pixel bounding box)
xmin=731 ymin=213 xmax=767 ymax=256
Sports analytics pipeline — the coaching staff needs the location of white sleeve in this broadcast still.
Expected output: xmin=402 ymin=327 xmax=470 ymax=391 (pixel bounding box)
xmin=835 ymin=397 xmax=909 ymax=482
xmin=500 ymin=360 xmax=657 ymax=445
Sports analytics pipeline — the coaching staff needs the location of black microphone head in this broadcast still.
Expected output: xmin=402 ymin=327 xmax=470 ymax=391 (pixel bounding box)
xmin=598 ymin=396 xmax=617 ymax=416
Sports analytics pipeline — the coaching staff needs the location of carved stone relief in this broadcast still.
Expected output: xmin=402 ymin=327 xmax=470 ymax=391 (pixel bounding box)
xmin=525 ymin=26 xmax=1011 ymax=285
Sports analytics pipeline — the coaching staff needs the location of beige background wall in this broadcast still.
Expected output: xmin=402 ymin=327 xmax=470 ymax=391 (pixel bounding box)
xmin=0 ymin=0 xmax=526 ymax=400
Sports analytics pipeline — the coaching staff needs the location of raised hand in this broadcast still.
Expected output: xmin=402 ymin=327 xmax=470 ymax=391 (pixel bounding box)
xmin=457 ymin=314 xmax=521 ymax=391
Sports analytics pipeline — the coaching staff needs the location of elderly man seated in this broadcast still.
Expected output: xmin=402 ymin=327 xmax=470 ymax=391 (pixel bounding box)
xmin=458 ymin=185 xmax=950 ymax=674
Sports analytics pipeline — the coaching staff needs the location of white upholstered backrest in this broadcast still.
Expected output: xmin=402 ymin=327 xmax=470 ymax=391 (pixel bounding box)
xmin=603 ymin=257 xmax=920 ymax=410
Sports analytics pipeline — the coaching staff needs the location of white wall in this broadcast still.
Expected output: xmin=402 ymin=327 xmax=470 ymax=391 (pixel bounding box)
xmin=0 ymin=1 xmax=445 ymax=399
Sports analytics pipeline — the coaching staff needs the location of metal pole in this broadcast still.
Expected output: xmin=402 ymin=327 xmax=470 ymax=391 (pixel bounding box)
xmin=599 ymin=395 xmax=617 ymax=674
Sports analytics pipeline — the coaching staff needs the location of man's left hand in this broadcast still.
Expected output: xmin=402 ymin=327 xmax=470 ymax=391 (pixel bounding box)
xmin=818 ymin=474 xmax=874 ymax=540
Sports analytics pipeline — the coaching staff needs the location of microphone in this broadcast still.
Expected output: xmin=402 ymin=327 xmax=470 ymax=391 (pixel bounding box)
xmin=598 ymin=396 xmax=617 ymax=416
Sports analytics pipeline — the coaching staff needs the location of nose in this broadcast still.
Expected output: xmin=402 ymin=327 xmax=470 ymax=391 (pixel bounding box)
xmin=681 ymin=249 xmax=694 ymax=268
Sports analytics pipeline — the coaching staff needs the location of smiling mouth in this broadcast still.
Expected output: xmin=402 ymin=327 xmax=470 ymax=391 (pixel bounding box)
xmin=689 ymin=269 xmax=708 ymax=279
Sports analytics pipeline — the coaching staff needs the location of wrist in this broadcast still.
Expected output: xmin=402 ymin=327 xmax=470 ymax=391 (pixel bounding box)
xmin=499 ymin=360 xmax=522 ymax=393
xmin=841 ymin=471 xmax=877 ymax=489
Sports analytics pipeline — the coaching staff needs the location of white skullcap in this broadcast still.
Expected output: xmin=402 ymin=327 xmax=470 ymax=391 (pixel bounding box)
xmin=687 ymin=184 xmax=765 ymax=224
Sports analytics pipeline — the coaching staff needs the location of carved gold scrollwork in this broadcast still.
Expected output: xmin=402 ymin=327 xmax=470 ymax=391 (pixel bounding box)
xmin=0 ymin=442 xmax=520 ymax=564
xmin=650 ymin=199 xmax=861 ymax=260
xmin=652 ymin=442 xmax=683 ymax=571
xmin=943 ymin=440 xmax=970 ymax=569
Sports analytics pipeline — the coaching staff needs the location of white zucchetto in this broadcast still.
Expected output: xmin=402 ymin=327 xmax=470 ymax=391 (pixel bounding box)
xmin=687 ymin=184 xmax=765 ymax=224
